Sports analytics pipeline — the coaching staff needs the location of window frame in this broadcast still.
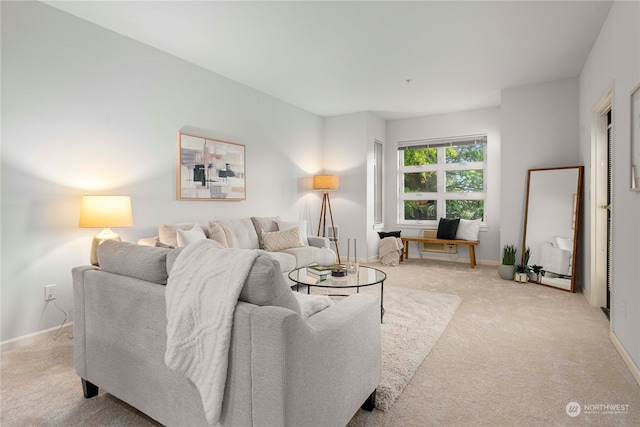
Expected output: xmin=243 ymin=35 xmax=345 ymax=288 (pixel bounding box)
xmin=374 ymin=139 xmax=384 ymax=226
xmin=397 ymin=135 xmax=487 ymax=227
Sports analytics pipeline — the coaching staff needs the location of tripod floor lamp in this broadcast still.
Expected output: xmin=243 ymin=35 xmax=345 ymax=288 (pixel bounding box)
xmin=313 ymin=174 xmax=341 ymax=263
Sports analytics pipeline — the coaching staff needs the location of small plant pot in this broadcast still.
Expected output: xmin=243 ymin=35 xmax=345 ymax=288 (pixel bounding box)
xmin=498 ymin=265 xmax=514 ymax=280
xmin=514 ymin=272 xmax=528 ymax=283
xmin=529 ymin=272 xmax=538 ymax=282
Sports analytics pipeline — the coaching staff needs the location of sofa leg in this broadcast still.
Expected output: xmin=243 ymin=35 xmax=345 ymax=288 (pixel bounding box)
xmin=361 ymin=390 xmax=376 ymax=411
xmin=82 ymin=378 xmax=99 ymax=398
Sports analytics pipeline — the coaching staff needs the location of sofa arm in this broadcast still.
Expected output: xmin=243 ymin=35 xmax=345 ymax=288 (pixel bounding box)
xmin=307 ymin=236 xmax=329 ymax=248
xmin=249 ymin=293 xmax=381 ymax=426
xmin=72 ymin=265 xmax=101 ymax=378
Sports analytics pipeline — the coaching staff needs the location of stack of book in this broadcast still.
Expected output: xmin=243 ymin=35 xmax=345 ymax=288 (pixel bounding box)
xmin=306 ymin=264 xmax=333 ymax=281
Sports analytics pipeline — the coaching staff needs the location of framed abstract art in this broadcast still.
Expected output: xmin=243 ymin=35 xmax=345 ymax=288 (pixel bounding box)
xmin=177 ymin=132 xmax=246 ymax=200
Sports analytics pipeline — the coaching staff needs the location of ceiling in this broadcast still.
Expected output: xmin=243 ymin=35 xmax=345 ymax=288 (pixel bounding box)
xmin=44 ymin=1 xmax=613 ymax=120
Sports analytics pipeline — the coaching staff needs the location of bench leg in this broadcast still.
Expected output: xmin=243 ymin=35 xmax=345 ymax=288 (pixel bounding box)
xmin=469 ymin=245 xmax=476 ymax=268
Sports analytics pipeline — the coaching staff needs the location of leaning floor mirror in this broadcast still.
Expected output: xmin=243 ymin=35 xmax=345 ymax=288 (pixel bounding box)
xmin=522 ymin=166 xmax=584 ymax=292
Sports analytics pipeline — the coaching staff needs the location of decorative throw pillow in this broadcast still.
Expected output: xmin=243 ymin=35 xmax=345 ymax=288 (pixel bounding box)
xmin=277 ymin=220 xmax=309 ymax=245
xmin=436 ymin=218 xmax=460 ymax=239
xmin=377 ymin=231 xmax=401 ymax=239
xmin=455 ymin=219 xmax=481 ymax=241
xmin=250 ymin=216 xmax=279 ymax=249
xmin=208 ymin=222 xmax=231 ymax=248
xmin=159 ymin=223 xmax=196 ymax=247
xmin=176 ymin=224 xmax=207 ymax=247
xmin=261 ymin=228 xmax=305 ymax=252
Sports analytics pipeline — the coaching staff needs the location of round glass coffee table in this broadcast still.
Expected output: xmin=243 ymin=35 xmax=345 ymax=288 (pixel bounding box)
xmin=288 ymin=265 xmax=386 ymax=322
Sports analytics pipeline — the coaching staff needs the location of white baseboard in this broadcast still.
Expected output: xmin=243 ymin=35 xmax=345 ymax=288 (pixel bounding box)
xmin=610 ymin=329 xmax=640 ymax=387
xmin=1 ymin=323 xmax=73 ymax=353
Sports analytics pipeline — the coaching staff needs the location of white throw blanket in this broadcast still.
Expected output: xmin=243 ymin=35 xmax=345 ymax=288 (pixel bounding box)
xmin=379 ymin=236 xmax=403 ymax=266
xmin=293 ymin=291 xmax=334 ymax=318
xmin=164 ymin=239 xmax=259 ymax=425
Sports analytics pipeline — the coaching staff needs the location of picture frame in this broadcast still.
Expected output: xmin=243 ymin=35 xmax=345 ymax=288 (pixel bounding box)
xmin=177 ymin=132 xmax=246 ymax=200
xmin=631 ymin=83 xmax=640 ymax=191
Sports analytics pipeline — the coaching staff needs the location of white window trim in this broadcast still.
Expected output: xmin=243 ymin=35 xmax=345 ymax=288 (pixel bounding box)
xmin=397 ymin=135 xmax=487 ymax=227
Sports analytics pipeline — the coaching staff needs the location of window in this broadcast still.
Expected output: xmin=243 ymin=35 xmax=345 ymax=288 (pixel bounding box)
xmin=398 ymin=135 xmax=486 ymax=225
xmin=374 ymin=140 xmax=383 ymax=224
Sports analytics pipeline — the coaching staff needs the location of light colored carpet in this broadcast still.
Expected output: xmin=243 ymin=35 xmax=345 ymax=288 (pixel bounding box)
xmin=2 ymin=259 xmax=639 ymax=426
xmin=349 ymin=259 xmax=640 ymax=426
xmin=369 ymin=287 xmax=461 ymax=410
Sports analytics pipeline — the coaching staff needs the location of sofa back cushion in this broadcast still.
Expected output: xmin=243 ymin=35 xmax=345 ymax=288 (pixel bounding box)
xmin=211 ymin=218 xmax=259 ymax=249
xmin=250 ymin=216 xmax=279 ymax=249
xmin=166 ymin=247 xmax=185 ymax=275
xmin=97 ymin=240 xmax=173 ymax=285
xmin=240 ymin=253 xmax=301 ymax=314
xmin=97 ymin=241 xmax=300 ymax=314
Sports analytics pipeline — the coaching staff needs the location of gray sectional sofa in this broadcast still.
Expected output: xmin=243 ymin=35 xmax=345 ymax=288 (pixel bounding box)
xmin=138 ymin=216 xmax=331 ymax=274
xmin=73 ymin=240 xmax=381 ymax=426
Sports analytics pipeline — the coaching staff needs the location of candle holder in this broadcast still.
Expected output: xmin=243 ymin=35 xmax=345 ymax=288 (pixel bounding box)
xmin=345 ymin=238 xmax=359 ymax=275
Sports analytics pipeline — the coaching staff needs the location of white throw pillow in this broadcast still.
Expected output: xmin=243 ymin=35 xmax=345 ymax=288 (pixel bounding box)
xmin=262 ymin=228 xmax=305 ymax=252
xmin=277 ymin=220 xmax=308 ymax=245
xmin=159 ymin=223 xmax=196 ymax=247
xmin=176 ymin=224 xmax=207 ymax=247
xmin=455 ymin=219 xmax=481 ymax=241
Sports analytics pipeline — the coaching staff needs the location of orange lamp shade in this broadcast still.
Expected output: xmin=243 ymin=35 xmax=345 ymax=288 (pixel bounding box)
xmin=79 ymin=196 xmax=133 ymax=228
xmin=313 ymin=175 xmax=339 ymax=192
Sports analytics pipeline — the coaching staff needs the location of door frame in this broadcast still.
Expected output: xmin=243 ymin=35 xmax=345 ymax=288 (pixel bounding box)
xmin=589 ymin=87 xmax=612 ymax=309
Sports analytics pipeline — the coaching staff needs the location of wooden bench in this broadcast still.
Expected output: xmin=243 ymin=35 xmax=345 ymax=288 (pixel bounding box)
xmin=400 ymin=237 xmax=479 ymax=268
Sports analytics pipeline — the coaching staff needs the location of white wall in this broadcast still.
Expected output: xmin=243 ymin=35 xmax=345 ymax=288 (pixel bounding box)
xmin=579 ymin=0 xmax=640 ymax=370
xmin=500 ymin=79 xmax=580 ymax=263
xmin=323 ymin=112 xmax=378 ymax=262
xmin=1 ymin=1 xmax=324 ymax=341
xmin=385 ymin=107 xmax=502 ymax=263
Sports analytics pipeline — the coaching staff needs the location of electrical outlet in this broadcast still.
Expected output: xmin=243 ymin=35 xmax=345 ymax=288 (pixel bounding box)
xmin=44 ymin=284 xmax=56 ymax=301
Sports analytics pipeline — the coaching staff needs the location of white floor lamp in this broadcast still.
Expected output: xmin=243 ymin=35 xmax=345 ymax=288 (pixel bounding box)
xmin=313 ymin=174 xmax=340 ymax=263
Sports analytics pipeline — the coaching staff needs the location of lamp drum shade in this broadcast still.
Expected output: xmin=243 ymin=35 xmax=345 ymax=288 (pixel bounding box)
xmin=313 ymin=175 xmax=339 ymax=191
xmin=79 ymin=196 xmax=133 ymax=228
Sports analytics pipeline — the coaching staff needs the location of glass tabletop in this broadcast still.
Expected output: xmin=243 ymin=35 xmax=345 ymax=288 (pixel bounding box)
xmin=288 ymin=265 xmax=386 ymax=288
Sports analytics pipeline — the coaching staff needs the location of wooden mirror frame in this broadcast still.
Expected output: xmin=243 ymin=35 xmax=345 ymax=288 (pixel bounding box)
xmin=631 ymin=83 xmax=640 ymax=190
xmin=522 ymin=166 xmax=584 ymax=292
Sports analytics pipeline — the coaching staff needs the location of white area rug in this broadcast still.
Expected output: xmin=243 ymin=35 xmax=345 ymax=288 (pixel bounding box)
xmin=373 ymin=286 xmax=461 ymax=410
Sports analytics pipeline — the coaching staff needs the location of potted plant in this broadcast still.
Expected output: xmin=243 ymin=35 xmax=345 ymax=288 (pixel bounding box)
xmin=513 ymin=264 xmax=530 ymax=283
xmin=529 ymin=264 xmax=545 ymax=283
xmin=498 ymin=244 xmax=517 ymax=280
